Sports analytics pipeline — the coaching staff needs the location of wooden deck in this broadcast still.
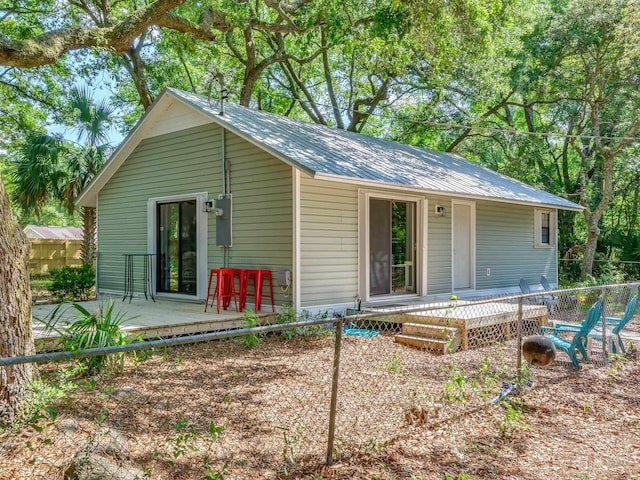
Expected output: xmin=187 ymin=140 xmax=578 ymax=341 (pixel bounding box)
xmin=362 ymin=301 xmax=548 ymax=351
xmin=31 ymin=296 xmax=549 ymax=353
xmin=31 ymin=295 xmax=276 ymax=351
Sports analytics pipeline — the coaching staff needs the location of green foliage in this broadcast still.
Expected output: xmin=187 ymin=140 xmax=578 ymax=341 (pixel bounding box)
xmin=49 ymin=264 xmax=95 ymax=301
xmin=499 ymin=398 xmax=530 ymax=436
xmin=38 ymin=301 xmax=132 ymax=373
xmin=162 ymin=413 xmax=227 ymax=475
xmin=443 ymin=367 xmax=470 ymax=404
xmin=279 ymin=425 xmax=305 ymax=476
xmin=607 ymin=353 xmax=629 ymax=384
xmin=242 ymin=309 xmax=261 ymax=348
xmin=207 ymin=421 xmax=225 ymax=441
xmin=444 ymin=473 xmax=470 ymax=480
xmin=25 ymin=363 xmax=85 ymax=425
xmin=15 ymin=202 xmax=80 ymax=228
xmin=438 ymin=355 xmax=512 ymax=413
xmin=275 ymin=304 xmax=298 ymax=339
xmin=274 ymin=305 xmax=330 ymax=338
xmin=0 ymin=42 xmax=66 ymax=151
xmin=385 ymin=350 xmax=401 ymax=374
xmin=204 ymin=464 xmax=229 ymax=480
xmin=131 ymin=346 xmax=157 ymax=367
xmin=167 ymin=413 xmax=200 ymax=460
xmin=476 ymin=356 xmax=501 ymax=394
xmin=8 ymin=86 xmax=113 ymax=264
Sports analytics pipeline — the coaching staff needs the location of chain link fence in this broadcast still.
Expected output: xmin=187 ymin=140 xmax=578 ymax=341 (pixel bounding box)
xmin=1 ymin=282 xmax=639 ymax=479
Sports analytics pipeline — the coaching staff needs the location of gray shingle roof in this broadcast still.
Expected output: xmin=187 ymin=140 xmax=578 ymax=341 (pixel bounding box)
xmin=171 ymin=89 xmax=580 ymax=210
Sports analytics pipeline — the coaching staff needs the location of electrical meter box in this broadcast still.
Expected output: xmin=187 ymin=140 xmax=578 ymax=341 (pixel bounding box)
xmin=215 ymin=195 xmax=232 ymax=247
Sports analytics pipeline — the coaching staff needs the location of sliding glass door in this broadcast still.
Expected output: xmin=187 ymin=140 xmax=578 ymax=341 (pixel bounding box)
xmin=157 ymin=200 xmax=197 ymax=294
xmin=369 ymin=198 xmax=416 ymax=296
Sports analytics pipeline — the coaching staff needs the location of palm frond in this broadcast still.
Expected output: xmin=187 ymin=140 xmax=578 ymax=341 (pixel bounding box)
xmin=69 ymin=86 xmax=115 ymax=147
xmin=10 ymin=132 xmax=67 ymax=215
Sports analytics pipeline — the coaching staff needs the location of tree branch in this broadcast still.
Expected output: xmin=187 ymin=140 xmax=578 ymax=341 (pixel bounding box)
xmin=0 ymin=78 xmax=59 ymax=110
xmin=156 ymin=12 xmax=218 ymax=41
xmin=445 ymin=88 xmax=515 ymax=152
xmin=321 ymin=26 xmax=343 ymax=129
xmin=280 ymin=58 xmax=327 ymax=125
xmin=347 ymin=76 xmax=390 ymax=132
xmin=0 ymin=0 xmax=186 ymax=68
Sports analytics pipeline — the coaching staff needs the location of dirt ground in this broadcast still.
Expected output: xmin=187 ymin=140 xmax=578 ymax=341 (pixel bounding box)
xmin=0 ymin=326 xmax=639 ymax=480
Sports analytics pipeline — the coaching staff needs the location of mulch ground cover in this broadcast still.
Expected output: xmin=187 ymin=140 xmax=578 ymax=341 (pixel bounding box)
xmin=1 ymin=321 xmax=639 ymax=480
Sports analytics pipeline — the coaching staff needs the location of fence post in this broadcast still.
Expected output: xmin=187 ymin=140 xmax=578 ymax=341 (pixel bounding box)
xmin=600 ymin=286 xmax=609 ymax=362
xmin=516 ymin=296 xmax=523 ymax=377
xmin=326 ymin=317 xmax=343 ymax=465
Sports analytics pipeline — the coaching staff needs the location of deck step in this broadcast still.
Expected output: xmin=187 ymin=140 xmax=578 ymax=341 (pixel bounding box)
xmin=402 ymin=322 xmax=458 ymax=339
xmin=395 ymin=322 xmax=461 ymax=353
xmin=394 ymin=334 xmax=455 ymax=354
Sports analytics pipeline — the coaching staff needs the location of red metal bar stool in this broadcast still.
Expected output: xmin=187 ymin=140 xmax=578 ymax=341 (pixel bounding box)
xmin=241 ymin=269 xmax=275 ymax=312
xmin=204 ymin=268 xmax=239 ymax=313
xmin=227 ymin=268 xmax=245 ymax=310
xmin=204 ymin=268 xmax=220 ymax=312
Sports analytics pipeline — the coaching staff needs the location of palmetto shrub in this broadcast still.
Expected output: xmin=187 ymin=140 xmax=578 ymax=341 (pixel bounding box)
xmin=39 ymin=301 xmax=133 ymax=373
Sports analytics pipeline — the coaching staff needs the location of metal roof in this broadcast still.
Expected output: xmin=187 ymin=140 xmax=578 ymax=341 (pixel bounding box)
xmin=24 ymin=225 xmax=83 ymax=240
xmin=170 ymin=89 xmax=580 ymax=210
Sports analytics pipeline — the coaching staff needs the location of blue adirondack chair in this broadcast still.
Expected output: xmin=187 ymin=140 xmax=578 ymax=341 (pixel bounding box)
xmin=592 ymin=294 xmax=638 ymax=354
xmin=539 ymin=300 xmax=603 ymax=368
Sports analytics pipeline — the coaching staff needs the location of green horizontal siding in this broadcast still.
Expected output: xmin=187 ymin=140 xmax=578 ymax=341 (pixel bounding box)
xmin=220 ymin=132 xmax=293 ymax=307
xmin=299 ymin=178 xmax=359 ymax=307
xmin=98 ymin=123 xmax=221 ymax=295
xmin=98 ymin=123 xmax=294 ymax=307
xmin=426 ymin=196 xmax=452 ymax=294
xmin=476 ymin=201 xmax=557 ymax=289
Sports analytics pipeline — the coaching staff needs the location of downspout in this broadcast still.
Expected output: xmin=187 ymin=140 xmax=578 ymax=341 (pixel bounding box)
xmin=219 ymin=92 xmax=232 ymax=267
xmin=222 ymin=127 xmax=227 ymax=196
xmin=221 ymin=123 xmax=230 ymax=266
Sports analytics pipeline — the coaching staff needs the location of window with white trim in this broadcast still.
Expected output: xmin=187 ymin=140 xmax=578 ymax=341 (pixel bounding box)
xmin=534 ymin=208 xmax=556 ymax=248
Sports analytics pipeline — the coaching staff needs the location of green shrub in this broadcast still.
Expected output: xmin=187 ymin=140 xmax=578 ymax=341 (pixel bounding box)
xmin=242 ymin=310 xmax=261 ymax=348
xmin=49 ymin=264 xmax=95 ymax=301
xmin=65 ymin=302 xmax=132 ymax=372
xmin=26 ymin=363 xmax=86 ymax=424
xmin=275 ymin=306 xmax=330 ymax=338
xmin=276 ymin=304 xmax=298 ymax=339
xmin=38 ymin=301 xmax=133 ymax=373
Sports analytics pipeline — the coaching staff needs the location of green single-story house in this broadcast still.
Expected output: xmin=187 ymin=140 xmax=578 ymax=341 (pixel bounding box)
xmin=77 ymin=87 xmax=581 ymax=313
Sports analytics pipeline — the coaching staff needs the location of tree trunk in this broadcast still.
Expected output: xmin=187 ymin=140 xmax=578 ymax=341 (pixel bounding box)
xmin=0 ymin=175 xmax=36 ymax=426
xmin=81 ymin=206 xmax=97 ymax=266
xmin=580 ymin=148 xmax=614 ymax=278
xmin=582 ymin=222 xmax=599 ymax=278
xmin=122 ymin=46 xmax=154 ymax=110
